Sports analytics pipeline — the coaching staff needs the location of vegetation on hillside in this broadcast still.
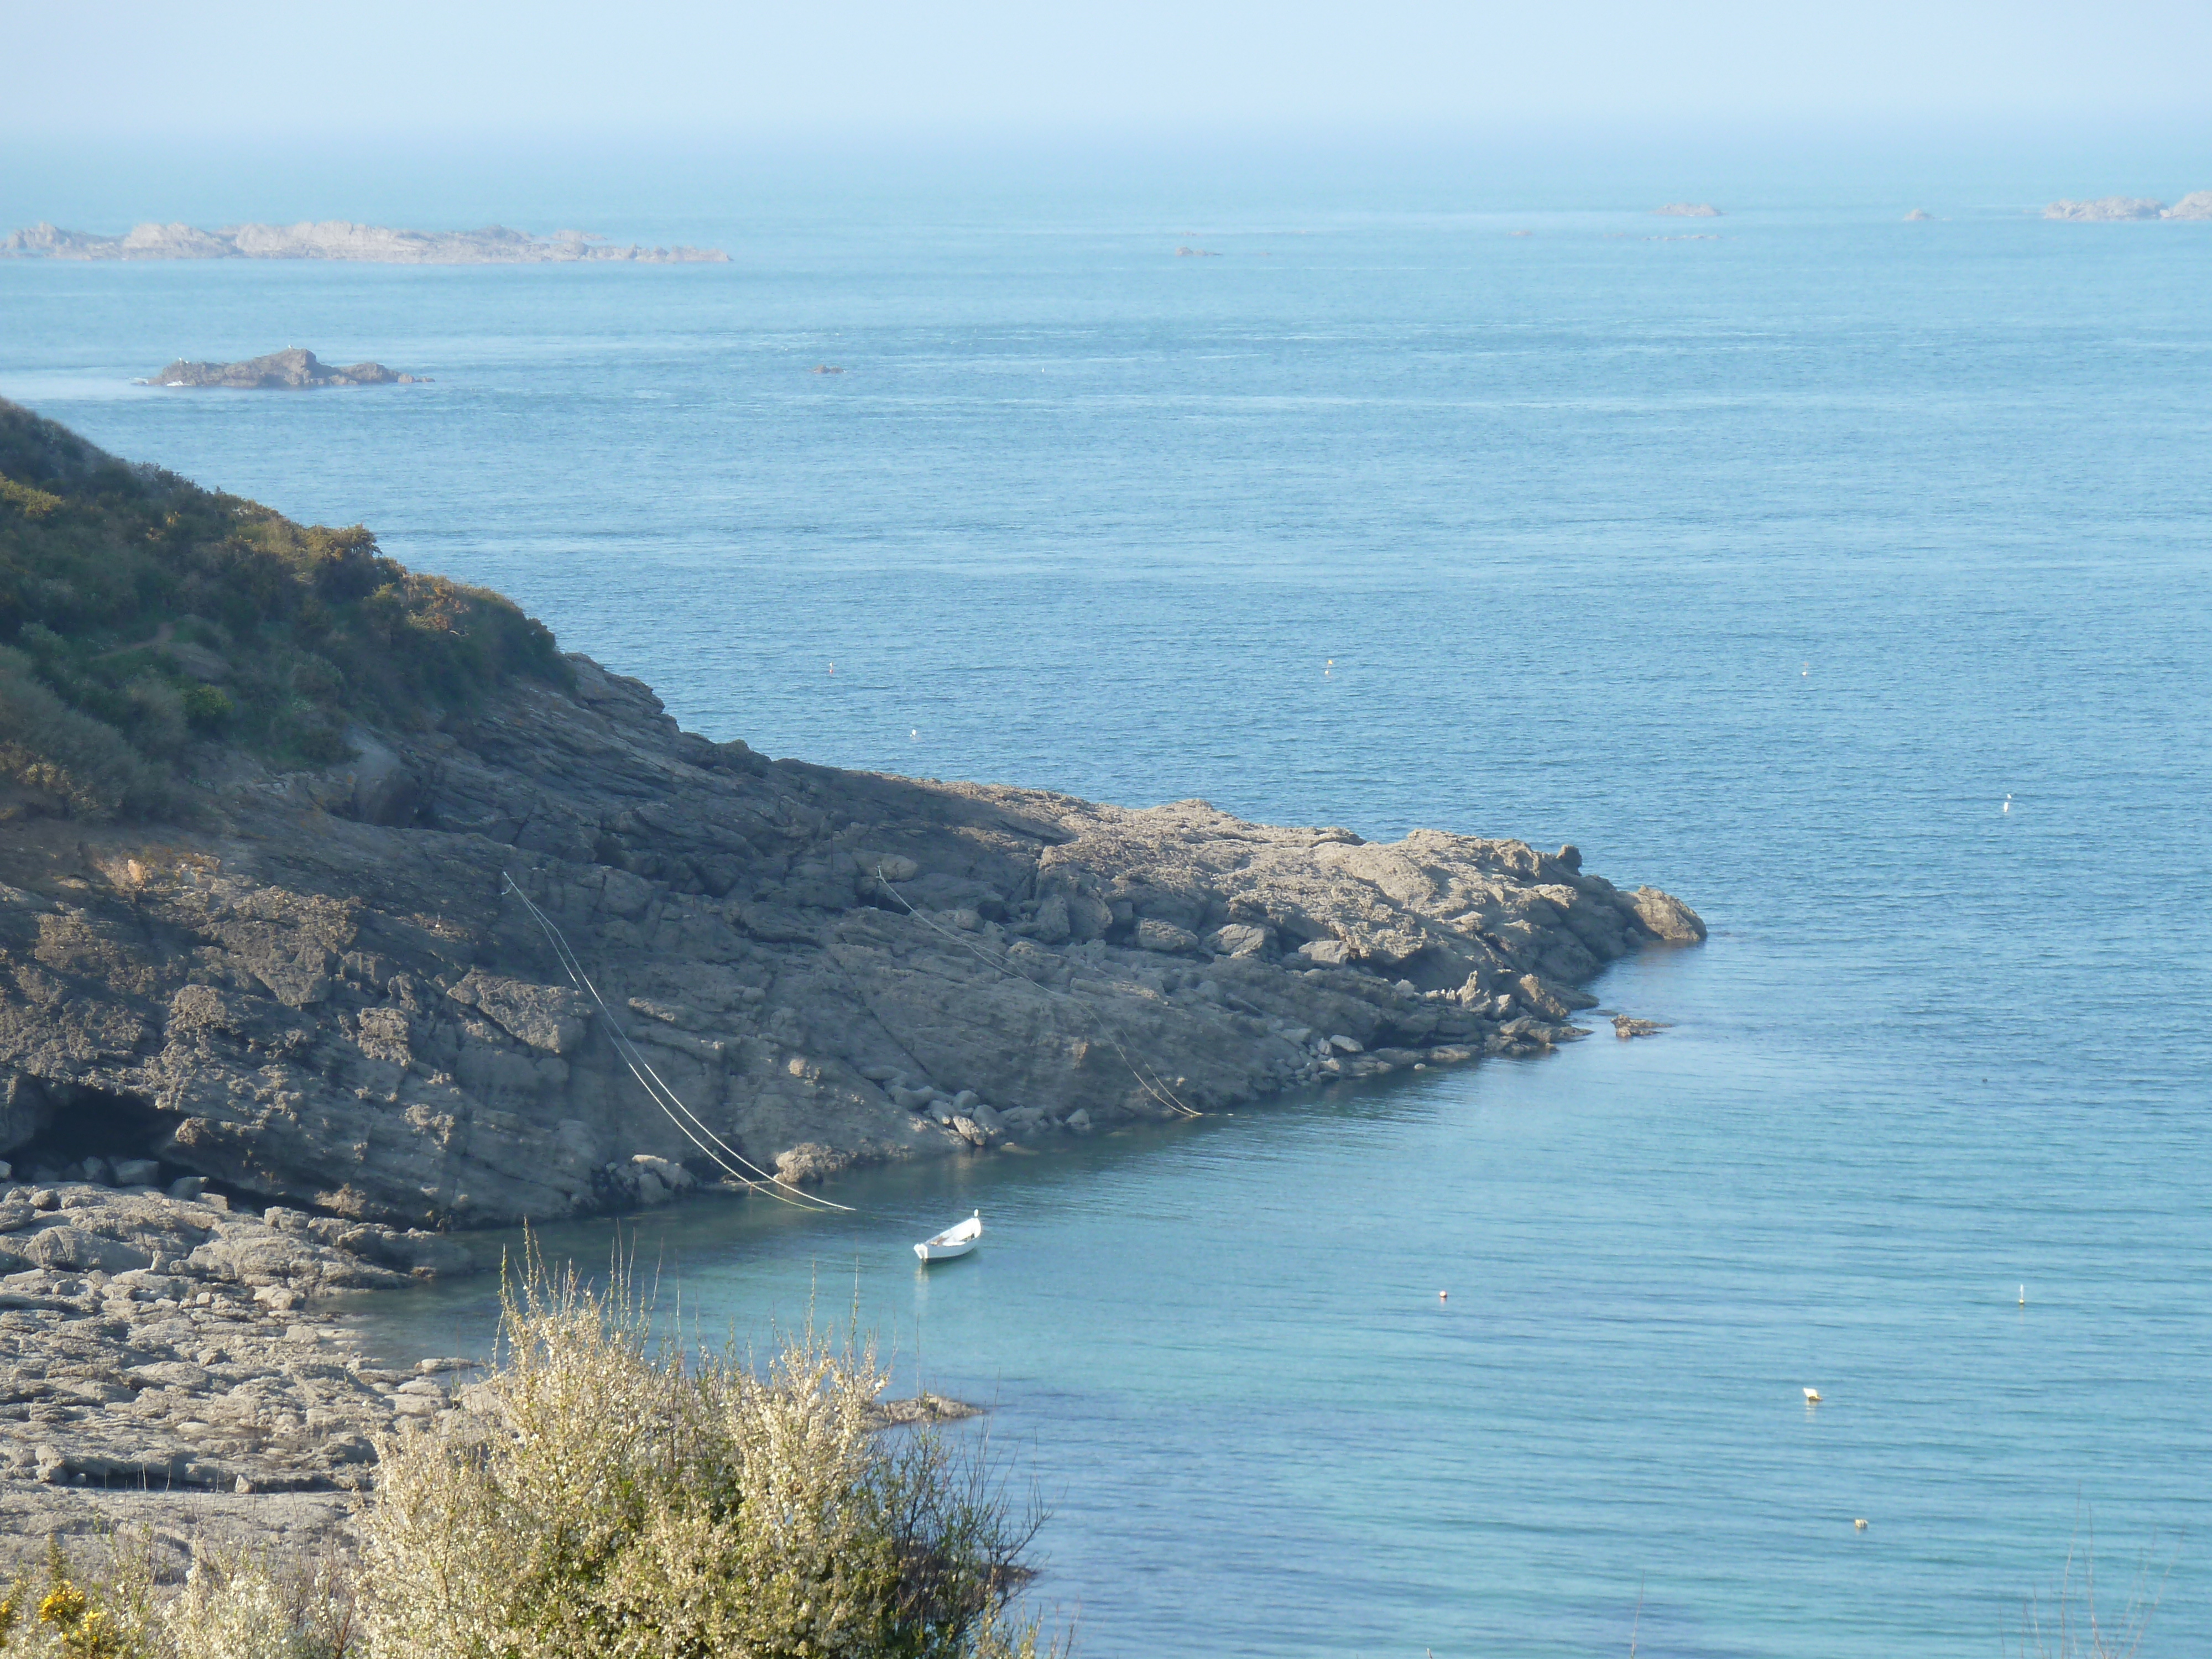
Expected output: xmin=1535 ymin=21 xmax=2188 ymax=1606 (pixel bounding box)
xmin=0 ymin=399 xmax=567 ymax=818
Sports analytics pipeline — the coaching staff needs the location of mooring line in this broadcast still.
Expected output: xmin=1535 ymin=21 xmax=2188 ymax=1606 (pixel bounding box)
xmin=500 ymin=873 xmax=853 ymax=1212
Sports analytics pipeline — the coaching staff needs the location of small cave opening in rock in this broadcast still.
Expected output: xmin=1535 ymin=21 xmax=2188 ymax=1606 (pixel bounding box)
xmin=8 ymin=1083 xmax=179 ymax=1185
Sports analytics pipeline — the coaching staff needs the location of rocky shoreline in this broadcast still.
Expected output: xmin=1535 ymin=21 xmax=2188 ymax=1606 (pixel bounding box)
xmin=0 ymin=1177 xmax=478 ymax=1569
xmin=0 ymin=659 xmax=1702 ymax=1229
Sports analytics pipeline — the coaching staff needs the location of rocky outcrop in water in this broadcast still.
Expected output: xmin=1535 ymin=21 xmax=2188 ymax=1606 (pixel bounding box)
xmin=0 ymin=649 xmax=1701 ymax=1229
xmin=2043 ymin=193 xmax=2212 ymax=222
xmin=149 ymin=349 xmax=426 ymax=389
xmin=1 ymin=221 xmax=728 ymax=263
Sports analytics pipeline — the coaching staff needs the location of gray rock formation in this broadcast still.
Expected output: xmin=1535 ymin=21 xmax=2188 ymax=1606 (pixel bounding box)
xmin=148 ymin=349 xmax=425 ymax=389
xmin=0 ymin=653 xmax=1702 ymax=1230
xmin=1653 ymin=202 xmax=1721 ymax=217
xmin=2166 ymin=191 xmax=2212 ymax=221
xmin=1 ymin=221 xmax=728 ymax=263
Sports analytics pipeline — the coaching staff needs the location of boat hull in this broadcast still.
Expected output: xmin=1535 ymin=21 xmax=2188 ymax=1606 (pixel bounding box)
xmin=914 ymin=1239 xmax=978 ymax=1262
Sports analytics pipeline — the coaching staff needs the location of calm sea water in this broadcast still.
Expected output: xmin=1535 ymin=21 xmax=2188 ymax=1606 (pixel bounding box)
xmin=3 ymin=182 xmax=2209 ymax=1656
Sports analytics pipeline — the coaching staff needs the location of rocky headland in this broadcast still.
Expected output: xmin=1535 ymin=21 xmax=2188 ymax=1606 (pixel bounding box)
xmin=2043 ymin=192 xmax=2212 ymax=222
xmin=0 ymin=397 xmax=1702 ymax=1537
xmin=148 ymin=350 xmax=427 ymax=390
xmin=0 ymin=397 xmax=1702 ymax=1227
xmin=1 ymin=221 xmax=728 ymax=264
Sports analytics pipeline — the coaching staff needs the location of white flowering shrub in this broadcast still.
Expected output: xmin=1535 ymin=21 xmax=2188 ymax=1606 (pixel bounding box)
xmin=0 ymin=1253 xmax=1050 ymax=1659
xmin=157 ymin=1554 xmax=352 ymax=1659
xmin=359 ymin=1251 xmax=1051 ymax=1659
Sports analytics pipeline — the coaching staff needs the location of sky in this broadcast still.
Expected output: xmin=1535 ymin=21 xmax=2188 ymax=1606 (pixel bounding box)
xmin=9 ymin=0 xmax=2212 ymax=140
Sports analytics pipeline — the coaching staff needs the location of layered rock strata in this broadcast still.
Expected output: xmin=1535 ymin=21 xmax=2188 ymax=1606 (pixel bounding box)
xmin=0 ymin=649 xmax=1702 ymax=1230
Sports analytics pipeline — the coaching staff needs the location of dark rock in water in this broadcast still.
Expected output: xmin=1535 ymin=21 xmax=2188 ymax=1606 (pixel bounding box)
xmin=1613 ymin=1015 xmax=1671 ymax=1040
xmin=148 ymin=348 xmax=426 ymax=389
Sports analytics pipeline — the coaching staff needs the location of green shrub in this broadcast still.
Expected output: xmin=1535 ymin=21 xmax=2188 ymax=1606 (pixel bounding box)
xmin=0 ymin=398 xmax=570 ymax=818
xmin=0 ymin=648 xmax=171 ymax=818
xmin=179 ymin=685 xmax=232 ymax=734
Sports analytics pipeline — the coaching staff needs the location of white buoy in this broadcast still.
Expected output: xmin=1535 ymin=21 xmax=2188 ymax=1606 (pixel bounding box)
xmin=1855 ymin=1518 xmax=1868 ymax=1530
xmin=1438 ymin=1290 xmax=1448 ymax=1302
xmin=1804 ymin=1387 xmax=1822 ymax=1403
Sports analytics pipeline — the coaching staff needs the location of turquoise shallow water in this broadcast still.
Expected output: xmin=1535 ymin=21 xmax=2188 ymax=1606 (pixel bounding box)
xmin=3 ymin=186 xmax=2209 ymax=1655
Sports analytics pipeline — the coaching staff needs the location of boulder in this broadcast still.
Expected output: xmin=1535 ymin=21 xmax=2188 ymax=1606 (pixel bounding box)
xmin=1207 ymin=923 xmax=1270 ymax=958
xmin=1630 ymin=887 xmax=1706 ymax=943
xmin=1135 ymin=919 xmax=1201 ymax=955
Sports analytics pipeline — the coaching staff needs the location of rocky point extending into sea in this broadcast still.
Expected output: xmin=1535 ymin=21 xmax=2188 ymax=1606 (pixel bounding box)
xmin=0 ymin=398 xmax=1702 ymax=1556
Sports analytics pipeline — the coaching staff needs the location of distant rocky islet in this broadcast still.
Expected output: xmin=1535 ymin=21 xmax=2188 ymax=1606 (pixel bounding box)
xmin=2043 ymin=191 xmax=2212 ymax=222
xmin=146 ymin=348 xmax=426 ymax=390
xmin=1 ymin=220 xmax=727 ymax=263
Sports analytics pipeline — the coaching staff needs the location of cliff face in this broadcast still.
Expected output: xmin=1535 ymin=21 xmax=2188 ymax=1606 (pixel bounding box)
xmin=0 ymin=654 xmax=1700 ymax=1228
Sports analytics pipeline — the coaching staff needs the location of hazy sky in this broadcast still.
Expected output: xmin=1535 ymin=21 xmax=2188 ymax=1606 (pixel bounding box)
xmin=12 ymin=0 xmax=2212 ymax=138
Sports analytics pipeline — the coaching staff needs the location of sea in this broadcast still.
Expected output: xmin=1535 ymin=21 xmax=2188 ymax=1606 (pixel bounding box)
xmin=2 ymin=155 xmax=2209 ymax=1657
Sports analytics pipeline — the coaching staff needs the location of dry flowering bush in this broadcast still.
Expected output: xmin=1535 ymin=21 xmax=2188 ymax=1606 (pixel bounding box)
xmin=359 ymin=1249 xmax=1053 ymax=1659
xmin=155 ymin=1553 xmax=353 ymax=1659
xmin=0 ymin=1250 xmax=1053 ymax=1659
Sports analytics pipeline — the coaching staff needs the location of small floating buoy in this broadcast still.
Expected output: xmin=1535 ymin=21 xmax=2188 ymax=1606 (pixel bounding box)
xmin=1803 ymin=1387 xmax=1822 ymax=1403
xmin=1854 ymin=1518 xmax=1868 ymax=1530
xmin=1438 ymin=1290 xmax=1448 ymax=1301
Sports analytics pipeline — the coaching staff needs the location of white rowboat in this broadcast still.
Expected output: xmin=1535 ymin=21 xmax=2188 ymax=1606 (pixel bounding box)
xmin=914 ymin=1211 xmax=983 ymax=1262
